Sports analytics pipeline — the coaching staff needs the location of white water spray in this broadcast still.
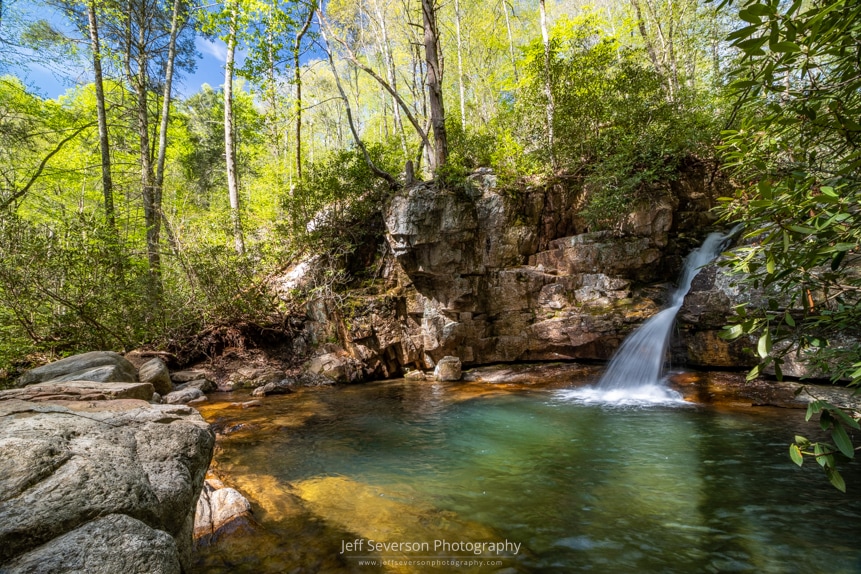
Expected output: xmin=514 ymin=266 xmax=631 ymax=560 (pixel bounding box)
xmin=560 ymin=227 xmax=739 ymax=405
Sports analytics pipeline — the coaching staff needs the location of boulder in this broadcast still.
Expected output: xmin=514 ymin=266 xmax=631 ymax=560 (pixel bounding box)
xmin=227 ymin=367 xmax=285 ymax=389
xmin=0 ymin=514 xmax=181 ymax=574
xmin=16 ymin=351 xmax=137 ymax=387
xmin=194 ymin=479 xmax=255 ymax=546
xmin=308 ymin=353 xmax=360 ymax=383
xmin=251 ymin=381 xmax=294 ymax=397
xmin=170 ymin=370 xmax=209 ymax=384
xmin=175 ymin=378 xmax=216 ymax=393
xmin=138 ymin=358 xmax=173 ymax=395
xmin=164 ymin=387 xmax=205 ymax=405
xmin=433 ymin=356 xmax=462 ymax=381
xmin=0 ymin=399 xmax=214 ymax=571
xmin=0 ymin=381 xmax=155 ymax=403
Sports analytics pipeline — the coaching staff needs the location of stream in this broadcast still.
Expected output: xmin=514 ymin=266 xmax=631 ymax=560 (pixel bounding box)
xmin=194 ymin=373 xmax=861 ymax=573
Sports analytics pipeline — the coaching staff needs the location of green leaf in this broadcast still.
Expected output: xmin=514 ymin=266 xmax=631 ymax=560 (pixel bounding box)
xmin=746 ymin=364 xmax=761 ymax=381
xmin=720 ymin=324 xmax=745 ymax=340
xmin=757 ymin=330 xmax=772 ymax=358
xmin=789 ymin=443 xmax=804 ymax=466
xmin=746 ymin=3 xmax=772 ymax=16
xmin=771 ymin=41 xmax=801 ymax=53
xmin=806 ymin=400 xmax=824 ymax=421
xmin=829 ymin=407 xmax=861 ymax=430
xmin=832 ymin=424 xmax=855 ymax=458
xmin=738 ymin=9 xmax=762 ymax=24
xmin=784 ymin=312 xmax=796 ymax=327
xmin=727 ymin=25 xmax=760 ymax=41
xmin=795 ymin=435 xmax=811 ymax=447
xmin=832 ymin=250 xmax=847 ymax=270
xmin=825 ymin=466 xmax=846 ymax=492
xmin=766 ymin=254 xmax=775 ymax=274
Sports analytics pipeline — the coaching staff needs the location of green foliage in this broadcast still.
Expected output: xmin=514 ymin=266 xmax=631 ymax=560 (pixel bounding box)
xmin=511 ymin=13 xmax=722 ymax=228
xmin=281 ymin=144 xmax=396 ymax=262
xmin=716 ymin=0 xmax=861 ymax=488
xmin=436 ymin=119 xmax=494 ymax=188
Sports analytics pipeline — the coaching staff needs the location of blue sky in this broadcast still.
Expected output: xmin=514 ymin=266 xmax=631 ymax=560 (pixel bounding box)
xmin=6 ymin=0 xmax=237 ymax=100
xmin=11 ymin=36 xmax=232 ymax=100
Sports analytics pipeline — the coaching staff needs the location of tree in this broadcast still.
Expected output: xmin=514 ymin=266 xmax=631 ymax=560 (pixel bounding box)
xmin=223 ymin=1 xmax=245 ymax=254
xmin=293 ymin=0 xmax=315 ymax=182
xmin=85 ymin=0 xmax=116 ymax=237
xmin=539 ymin=0 xmax=555 ymax=168
xmin=717 ymin=0 xmax=861 ymax=491
xmin=421 ymin=0 xmax=446 ymax=171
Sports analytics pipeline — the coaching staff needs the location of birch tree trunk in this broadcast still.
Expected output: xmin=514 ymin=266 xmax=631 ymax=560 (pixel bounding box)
xmin=224 ymin=5 xmax=245 ymax=255
xmin=502 ymin=0 xmax=518 ymax=83
xmin=454 ymin=0 xmax=465 ymax=130
xmin=294 ymin=2 xmax=315 ymax=182
xmin=539 ymin=0 xmax=555 ymax=168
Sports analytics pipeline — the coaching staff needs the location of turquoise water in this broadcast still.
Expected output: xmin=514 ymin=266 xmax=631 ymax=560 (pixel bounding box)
xmin=198 ymin=379 xmax=861 ymax=573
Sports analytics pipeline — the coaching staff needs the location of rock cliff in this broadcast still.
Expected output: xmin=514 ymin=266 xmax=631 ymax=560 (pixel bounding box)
xmin=331 ymin=162 xmax=726 ymax=374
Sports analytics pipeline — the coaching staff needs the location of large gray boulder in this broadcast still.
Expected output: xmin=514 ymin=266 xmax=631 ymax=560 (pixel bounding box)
xmin=0 ymin=399 xmax=214 ymax=571
xmin=0 ymin=381 xmax=154 ymax=403
xmin=0 ymin=514 xmax=181 ymax=574
xmin=138 ymin=358 xmax=173 ymax=395
xmin=16 ymin=351 xmax=137 ymax=387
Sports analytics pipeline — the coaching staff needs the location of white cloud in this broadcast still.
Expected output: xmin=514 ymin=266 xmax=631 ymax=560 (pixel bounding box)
xmin=197 ymin=37 xmax=228 ymax=64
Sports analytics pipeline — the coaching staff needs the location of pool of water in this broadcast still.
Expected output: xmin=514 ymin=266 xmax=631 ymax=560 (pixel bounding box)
xmin=194 ymin=376 xmax=861 ymax=573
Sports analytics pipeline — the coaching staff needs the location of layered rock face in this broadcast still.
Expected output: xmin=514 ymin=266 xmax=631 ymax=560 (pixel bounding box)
xmin=0 ymin=399 xmax=215 ymax=573
xmin=378 ymin=166 xmax=720 ymax=369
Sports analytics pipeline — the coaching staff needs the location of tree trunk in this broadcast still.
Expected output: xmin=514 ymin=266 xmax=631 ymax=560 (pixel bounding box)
xmin=86 ymin=0 xmax=115 ymax=233
xmin=454 ymin=0 xmax=465 ymax=130
xmin=294 ymin=2 xmax=315 ymax=182
xmin=539 ymin=0 xmax=555 ymax=168
xmin=224 ymin=6 xmax=245 ymax=255
xmin=135 ymin=26 xmax=160 ymax=285
xmin=421 ymin=0 xmax=447 ymax=171
xmin=502 ymin=0 xmax=518 ymax=83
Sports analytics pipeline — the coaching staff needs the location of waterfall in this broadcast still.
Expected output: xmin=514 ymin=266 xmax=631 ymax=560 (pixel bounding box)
xmin=561 ymin=227 xmax=738 ymax=405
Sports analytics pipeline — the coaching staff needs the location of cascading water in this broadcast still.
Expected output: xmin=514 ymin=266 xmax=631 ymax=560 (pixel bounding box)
xmin=562 ymin=226 xmax=739 ymax=405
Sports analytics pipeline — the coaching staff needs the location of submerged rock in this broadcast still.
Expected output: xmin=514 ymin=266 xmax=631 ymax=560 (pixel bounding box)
xmin=0 ymin=399 xmax=214 ymax=571
xmin=16 ymin=351 xmax=138 ymax=387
